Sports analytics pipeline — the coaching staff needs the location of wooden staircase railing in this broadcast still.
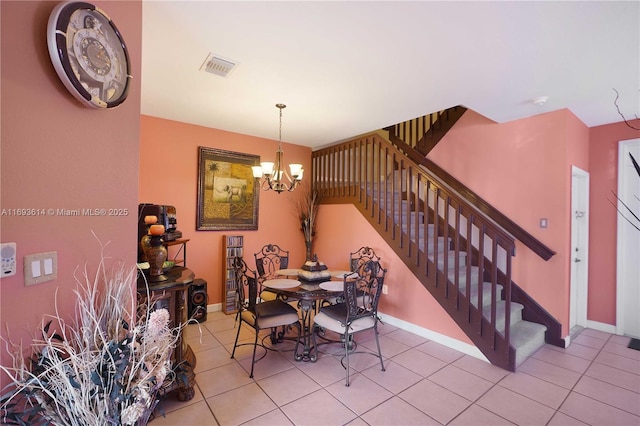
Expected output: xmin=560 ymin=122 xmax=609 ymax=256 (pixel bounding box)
xmin=383 ymin=106 xmax=468 ymax=156
xmin=312 ymin=133 xmax=559 ymax=370
xmin=387 ymin=128 xmax=556 ymax=261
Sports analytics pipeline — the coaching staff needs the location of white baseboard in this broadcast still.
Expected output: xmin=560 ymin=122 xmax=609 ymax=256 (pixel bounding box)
xmin=208 ymin=303 xmax=222 ymax=312
xmin=586 ymin=320 xmax=617 ymax=334
xmin=378 ymin=312 xmax=489 ymax=362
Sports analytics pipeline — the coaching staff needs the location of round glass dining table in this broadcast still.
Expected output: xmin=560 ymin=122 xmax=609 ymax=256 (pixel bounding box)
xmin=263 ymin=277 xmax=344 ymax=362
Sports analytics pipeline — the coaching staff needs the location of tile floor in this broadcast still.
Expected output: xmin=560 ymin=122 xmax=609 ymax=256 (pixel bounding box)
xmin=152 ymin=311 xmax=640 ymax=426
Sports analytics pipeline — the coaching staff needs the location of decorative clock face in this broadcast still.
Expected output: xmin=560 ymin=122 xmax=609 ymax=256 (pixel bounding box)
xmin=47 ymin=1 xmax=131 ymax=108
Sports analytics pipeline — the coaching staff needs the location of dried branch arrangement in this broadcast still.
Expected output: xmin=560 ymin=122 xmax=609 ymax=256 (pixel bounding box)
xmin=293 ymin=183 xmax=321 ymax=260
xmin=0 ymin=252 xmax=182 ymax=425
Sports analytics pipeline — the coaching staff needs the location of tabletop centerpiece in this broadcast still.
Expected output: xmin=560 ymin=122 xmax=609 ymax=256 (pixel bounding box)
xmin=298 ymin=254 xmax=331 ymax=282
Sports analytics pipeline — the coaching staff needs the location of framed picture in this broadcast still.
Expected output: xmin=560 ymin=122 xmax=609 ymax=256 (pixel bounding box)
xmin=196 ymin=147 xmax=260 ymax=231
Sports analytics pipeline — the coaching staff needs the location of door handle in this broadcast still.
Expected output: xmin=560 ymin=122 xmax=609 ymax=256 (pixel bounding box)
xmin=574 ymin=258 xmax=581 ymax=263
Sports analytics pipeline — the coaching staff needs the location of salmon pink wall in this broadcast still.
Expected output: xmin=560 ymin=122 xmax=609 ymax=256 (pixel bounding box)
xmin=588 ymin=120 xmax=640 ymax=324
xmin=1 ymin=1 xmax=141 ymax=383
xmin=139 ymin=116 xmax=312 ymax=306
xmin=428 ymin=109 xmax=590 ymax=336
xmin=313 ymin=204 xmax=472 ymax=343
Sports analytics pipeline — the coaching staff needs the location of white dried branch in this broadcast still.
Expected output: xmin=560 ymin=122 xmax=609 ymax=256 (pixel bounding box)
xmin=1 ymin=240 xmax=183 ymax=425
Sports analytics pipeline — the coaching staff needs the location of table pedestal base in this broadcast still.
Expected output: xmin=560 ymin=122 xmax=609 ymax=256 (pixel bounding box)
xmin=294 ymin=299 xmax=317 ymax=362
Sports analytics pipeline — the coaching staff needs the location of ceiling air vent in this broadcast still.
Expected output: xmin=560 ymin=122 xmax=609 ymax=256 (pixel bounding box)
xmin=199 ymin=53 xmax=237 ymax=78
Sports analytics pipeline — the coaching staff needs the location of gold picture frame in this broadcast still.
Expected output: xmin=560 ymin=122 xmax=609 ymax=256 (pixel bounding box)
xmin=196 ymin=147 xmax=260 ymax=231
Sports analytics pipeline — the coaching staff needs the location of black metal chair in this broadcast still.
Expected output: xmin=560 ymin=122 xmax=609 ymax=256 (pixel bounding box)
xmin=254 ymin=243 xmax=290 ymax=301
xmin=311 ymin=260 xmax=387 ymax=386
xmin=322 ymin=246 xmax=382 ymax=307
xmin=230 ymin=257 xmax=301 ymax=378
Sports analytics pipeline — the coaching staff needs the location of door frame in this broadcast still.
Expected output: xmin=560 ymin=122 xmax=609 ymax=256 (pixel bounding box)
xmin=570 ymin=166 xmax=589 ymax=330
xmin=616 ymin=138 xmax=640 ymax=337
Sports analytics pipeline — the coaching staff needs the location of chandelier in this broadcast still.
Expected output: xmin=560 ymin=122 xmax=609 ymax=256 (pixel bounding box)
xmin=252 ymin=103 xmax=303 ymax=193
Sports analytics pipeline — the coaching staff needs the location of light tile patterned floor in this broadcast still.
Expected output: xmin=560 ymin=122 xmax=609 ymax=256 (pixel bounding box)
xmin=152 ymin=311 xmax=640 ymax=426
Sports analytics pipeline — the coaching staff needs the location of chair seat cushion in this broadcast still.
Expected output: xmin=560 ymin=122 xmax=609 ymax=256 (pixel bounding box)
xmin=252 ymin=300 xmax=299 ymax=329
xmin=320 ymin=303 xmax=347 ymax=320
xmin=320 ymin=303 xmax=370 ymax=322
xmin=313 ymin=310 xmax=375 ymax=334
xmin=255 ymin=300 xmax=297 ymax=316
xmin=260 ymin=290 xmax=279 ymax=302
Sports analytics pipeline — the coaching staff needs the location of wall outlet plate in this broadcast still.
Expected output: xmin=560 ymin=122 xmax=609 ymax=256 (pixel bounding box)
xmin=1 ymin=242 xmax=17 ymax=277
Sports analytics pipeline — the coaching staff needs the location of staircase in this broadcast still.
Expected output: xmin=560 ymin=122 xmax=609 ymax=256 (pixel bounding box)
xmin=312 ymin=125 xmax=562 ymax=370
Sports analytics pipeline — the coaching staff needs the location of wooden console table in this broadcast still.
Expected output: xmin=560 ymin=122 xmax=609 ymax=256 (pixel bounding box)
xmin=137 ymin=267 xmax=197 ymax=401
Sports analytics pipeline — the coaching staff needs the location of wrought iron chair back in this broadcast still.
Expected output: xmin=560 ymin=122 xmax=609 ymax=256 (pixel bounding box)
xmin=349 ymin=246 xmax=381 ymax=275
xmin=254 ymin=243 xmax=289 ymax=280
xmin=345 ymin=260 xmax=385 ymax=320
xmin=233 ymin=256 xmax=258 ymax=311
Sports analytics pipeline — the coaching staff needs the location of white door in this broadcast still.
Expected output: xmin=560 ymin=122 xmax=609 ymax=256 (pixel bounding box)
xmin=616 ymin=138 xmax=640 ymax=339
xmin=570 ymin=166 xmax=589 ymax=330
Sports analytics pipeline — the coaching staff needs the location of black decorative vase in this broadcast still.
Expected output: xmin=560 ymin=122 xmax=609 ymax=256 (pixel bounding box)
xmin=305 ymin=240 xmax=313 ymax=261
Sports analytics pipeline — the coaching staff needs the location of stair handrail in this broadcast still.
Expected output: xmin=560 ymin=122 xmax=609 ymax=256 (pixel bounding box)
xmin=387 ymin=133 xmax=556 ymax=261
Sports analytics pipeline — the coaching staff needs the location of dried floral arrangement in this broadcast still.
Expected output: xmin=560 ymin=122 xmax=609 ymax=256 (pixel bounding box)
xmin=0 ymin=252 xmax=183 ymax=426
xmin=293 ymin=183 xmax=321 ymax=261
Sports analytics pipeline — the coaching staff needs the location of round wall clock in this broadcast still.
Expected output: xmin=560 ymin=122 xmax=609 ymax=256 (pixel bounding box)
xmin=47 ymin=1 xmax=131 ymax=108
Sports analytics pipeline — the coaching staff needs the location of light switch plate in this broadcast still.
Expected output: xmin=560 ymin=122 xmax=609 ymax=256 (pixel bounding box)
xmin=24 ymin=251 xmax=57 ymax=286
xmin=1 ymin=242 xmax=17 ymax=277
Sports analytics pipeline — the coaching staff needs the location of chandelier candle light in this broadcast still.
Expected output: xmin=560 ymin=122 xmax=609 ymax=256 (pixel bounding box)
xmin=252 ymin=104 xmax=303 ymax=193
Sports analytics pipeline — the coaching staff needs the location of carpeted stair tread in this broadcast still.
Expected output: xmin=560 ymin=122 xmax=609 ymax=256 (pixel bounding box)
xmin=430 ymin=250 xmax=467 ymax=268
xmin=417 ymin=237 xmax=451 ymax=253
xmin=447 ymin=265 xmax=481 ymax=286
xmin=482 ymin=300 xmax=523 ymax=333
xmin=511 ymin=320 xmax=547 ymax=367
xmin=458 ymin=281 xmax=503 ymax=308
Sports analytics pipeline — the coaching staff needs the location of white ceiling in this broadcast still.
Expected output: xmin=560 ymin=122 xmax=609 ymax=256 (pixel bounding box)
xmin=141 ymin=1 xmax=640 ymax=149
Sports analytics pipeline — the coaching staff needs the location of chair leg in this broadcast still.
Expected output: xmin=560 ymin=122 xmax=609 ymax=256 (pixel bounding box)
xmin=373 ymin=324 xmax=385 ymax=372
xmin=230 ymin=319 xmax=243 ymax=359
xmin=249 ymin=329 xmax=259 ymax=378
xmin=344 ymin=331 xmax=351 ymax=387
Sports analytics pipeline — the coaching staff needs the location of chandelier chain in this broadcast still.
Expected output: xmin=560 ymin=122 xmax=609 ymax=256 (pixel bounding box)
xmin=276 ymin=103 xmax=285 ymax=148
